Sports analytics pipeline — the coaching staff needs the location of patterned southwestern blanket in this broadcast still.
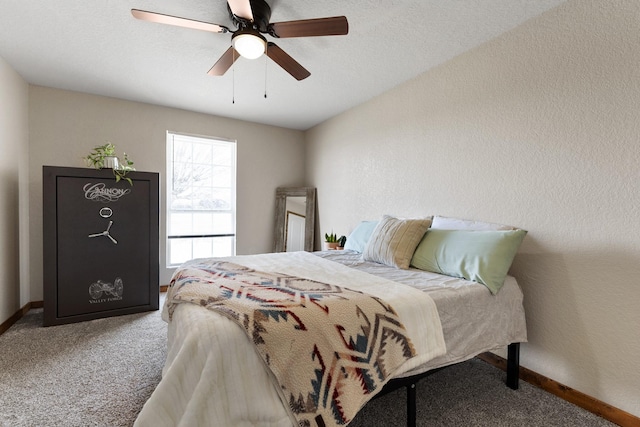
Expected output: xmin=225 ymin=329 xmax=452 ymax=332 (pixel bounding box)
xmin=166 ymin=260 xmax=418 ymax=427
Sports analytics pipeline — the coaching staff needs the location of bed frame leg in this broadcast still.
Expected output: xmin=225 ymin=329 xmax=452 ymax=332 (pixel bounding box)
xmin=506 ymin=342 xmax=520 ymax=390
xmin=406 ymin=383 xmax=416 ymax=427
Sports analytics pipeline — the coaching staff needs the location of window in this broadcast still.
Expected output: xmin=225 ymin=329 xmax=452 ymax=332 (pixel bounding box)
xmin=166 ymin=132 xmax=236 ymax=267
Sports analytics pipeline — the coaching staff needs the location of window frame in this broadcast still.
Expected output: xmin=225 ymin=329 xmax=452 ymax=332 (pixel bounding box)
xmin=166 ymin=131 xmax=237 ymax=267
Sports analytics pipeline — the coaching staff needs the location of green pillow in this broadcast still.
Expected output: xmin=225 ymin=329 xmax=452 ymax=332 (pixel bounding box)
xmin=410 ymin=229 xmax=527 ymax=294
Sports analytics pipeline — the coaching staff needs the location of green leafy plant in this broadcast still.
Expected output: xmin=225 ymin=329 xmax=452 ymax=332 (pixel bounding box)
xmin=84 ymin=143 xmax=136 ymax=185
xmin=337 ymin=235 xmax=347 ymax=247
xmin=325 ymin=232 xmax=338 ymax=243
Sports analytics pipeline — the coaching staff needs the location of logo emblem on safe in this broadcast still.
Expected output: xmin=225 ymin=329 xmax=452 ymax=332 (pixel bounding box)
xmin=88 ymin=277 xmax=124 ymax=303
xmin=83 ymin=183 xmax=131 ymax=202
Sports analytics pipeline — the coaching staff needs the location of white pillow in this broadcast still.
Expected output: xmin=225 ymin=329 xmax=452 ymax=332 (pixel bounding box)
xmin=431 ymin=216 xmax=517 ymax=231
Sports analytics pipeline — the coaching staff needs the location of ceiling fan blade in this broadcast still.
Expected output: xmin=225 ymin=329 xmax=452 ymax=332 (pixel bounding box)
xmin=270 ymin=16 xmax=348 ymax=38
xmin=227 ymin=0 xmax=254 ymax=21
xmin=266 ymin=42 xmax=310 ymax=81
xmin=207 ymin=47 xmax=239 ymax=76
xmin=131 ymin=9 xmax=229 ymax=33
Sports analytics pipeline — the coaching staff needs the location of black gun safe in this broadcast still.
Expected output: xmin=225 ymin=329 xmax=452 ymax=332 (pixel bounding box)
xmin=43 ymin=166 xmax=159 ymax=326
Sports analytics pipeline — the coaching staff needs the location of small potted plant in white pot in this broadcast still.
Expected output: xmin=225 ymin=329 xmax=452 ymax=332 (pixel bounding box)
xmin=84 ymin=142 xmax=136 ymax=185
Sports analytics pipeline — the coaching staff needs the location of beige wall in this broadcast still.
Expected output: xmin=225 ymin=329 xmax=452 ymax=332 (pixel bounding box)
xmin=0 ymin=56 xmax=29 ymax=325
xmin=29 ymin=86 xmax=305 ymax=296
xmin=306 ymin=0 xmax=640 ymax=418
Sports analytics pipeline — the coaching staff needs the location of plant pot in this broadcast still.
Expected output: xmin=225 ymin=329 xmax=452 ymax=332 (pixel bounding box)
xmin=324 ymin=242 xmax=339 ymax=250
xmin=102 ymin=156 xmax=119 ymax=169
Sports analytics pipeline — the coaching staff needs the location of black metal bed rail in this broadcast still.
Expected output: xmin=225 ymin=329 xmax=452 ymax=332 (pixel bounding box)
xmin=373 ymin=343 xmax=521 ymax=427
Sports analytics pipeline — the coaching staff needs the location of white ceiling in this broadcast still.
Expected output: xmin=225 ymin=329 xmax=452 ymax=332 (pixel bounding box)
xmin=0 ymin=0 xmax=566 ymax=130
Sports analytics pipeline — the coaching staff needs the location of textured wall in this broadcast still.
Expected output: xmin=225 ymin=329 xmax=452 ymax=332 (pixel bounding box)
xmin=306 ymin=0 xmax=640 ymax=417
xmin=0 ymin=56 xmax=29 ymax=325
xmin=29 ymin=86 xmax=305 ymax=294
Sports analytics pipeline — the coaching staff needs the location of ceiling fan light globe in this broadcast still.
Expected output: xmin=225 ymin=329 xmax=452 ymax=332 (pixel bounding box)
xmin=233 ymin=33 xmax=266 ymax=59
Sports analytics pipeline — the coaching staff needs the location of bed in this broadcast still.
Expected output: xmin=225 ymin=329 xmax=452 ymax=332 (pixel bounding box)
xmin=135 ymin=215 xmax=528 ymax=427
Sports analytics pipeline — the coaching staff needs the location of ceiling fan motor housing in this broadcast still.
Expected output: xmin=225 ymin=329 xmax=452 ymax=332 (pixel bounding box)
xmin=228 ymin=0 xmax=272 ymax=33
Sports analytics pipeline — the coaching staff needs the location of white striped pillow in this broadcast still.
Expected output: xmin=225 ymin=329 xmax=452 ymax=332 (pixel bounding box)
xmin=362 ymin=215 xmax=432 ymax=269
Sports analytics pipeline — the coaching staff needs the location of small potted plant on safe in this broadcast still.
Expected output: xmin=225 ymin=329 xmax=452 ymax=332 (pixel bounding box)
xmin=84 ymin=142 xmax=136 ymax=185
xmin=324 ymin=232 xmax=339 ymax=250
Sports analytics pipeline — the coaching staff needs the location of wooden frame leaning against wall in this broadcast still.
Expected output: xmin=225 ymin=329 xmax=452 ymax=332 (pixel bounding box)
xmin=273 ymin=186 xmax=316 ymax=252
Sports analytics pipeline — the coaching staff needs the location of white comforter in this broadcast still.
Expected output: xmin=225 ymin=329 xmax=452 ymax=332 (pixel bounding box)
xmin=135 ymin=252 xmax=446 ymax=427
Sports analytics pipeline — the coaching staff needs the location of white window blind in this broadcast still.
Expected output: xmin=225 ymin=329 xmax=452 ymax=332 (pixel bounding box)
xmin=166 ymin=132 xmax=236 ymax=266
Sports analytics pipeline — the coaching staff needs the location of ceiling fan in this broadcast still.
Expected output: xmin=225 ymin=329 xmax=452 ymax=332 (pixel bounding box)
xmin=131 ymin=0 xmax=348 ymax=81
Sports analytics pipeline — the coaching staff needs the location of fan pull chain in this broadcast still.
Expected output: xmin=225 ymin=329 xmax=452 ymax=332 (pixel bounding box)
xmin=264 ymin=45 xmax=268 ymax=99
xmin=232 ymin=48 xmax=236 ymax=104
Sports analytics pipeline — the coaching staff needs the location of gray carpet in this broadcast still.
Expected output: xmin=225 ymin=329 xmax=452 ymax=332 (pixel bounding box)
xmin=0 ymin=298 xmax=615 ymax=427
